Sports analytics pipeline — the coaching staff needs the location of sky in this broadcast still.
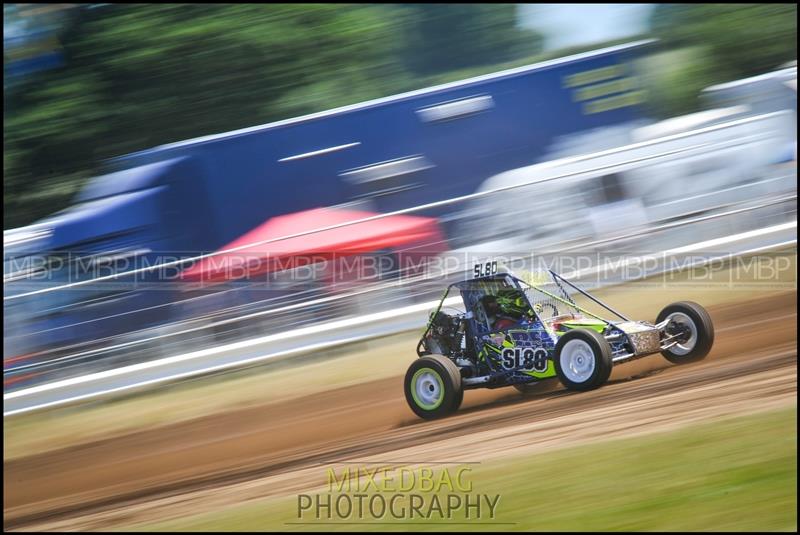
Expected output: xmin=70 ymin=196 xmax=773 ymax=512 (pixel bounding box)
xmin=518 ymin=4 xmax=656 ymax=51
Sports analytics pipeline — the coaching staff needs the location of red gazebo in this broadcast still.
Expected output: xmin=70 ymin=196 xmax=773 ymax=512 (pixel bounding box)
xmin=180 ymin=207 xmax=447 ymax=285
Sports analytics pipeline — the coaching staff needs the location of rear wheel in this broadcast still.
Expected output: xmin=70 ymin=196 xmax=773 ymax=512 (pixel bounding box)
xmin=404 ymin=355 xmax=463 ymax=420
xmin=554 ymin=329 xmax=613 ymax=392
xmin=657 ymin=301 xmax=714 ymax=364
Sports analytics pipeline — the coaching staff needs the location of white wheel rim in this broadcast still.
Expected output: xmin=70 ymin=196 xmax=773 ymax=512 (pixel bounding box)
xmin=415 ymin=371 xmax=442 ymax=407
xmin=667 ymin=312 xmax=697 ymax=356
xmin=560 ymin=339 xmax=596 ymax=383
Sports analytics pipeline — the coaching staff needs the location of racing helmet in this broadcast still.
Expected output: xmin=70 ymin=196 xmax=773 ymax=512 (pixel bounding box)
xmin=494 ymin=288 xmax=530 ymax=317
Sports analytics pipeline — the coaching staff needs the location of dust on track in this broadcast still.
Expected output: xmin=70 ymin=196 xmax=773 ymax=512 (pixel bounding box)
xmin=3 ymin=292 xmax=797 ymax=531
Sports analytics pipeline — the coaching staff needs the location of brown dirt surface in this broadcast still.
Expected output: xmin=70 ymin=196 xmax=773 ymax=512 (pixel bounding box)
xmin=3 ymin=291 xmax=797 ymax=531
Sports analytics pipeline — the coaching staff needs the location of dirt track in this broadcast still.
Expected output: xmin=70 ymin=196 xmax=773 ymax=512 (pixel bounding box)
xmin=3 ymin=291 xmax=797 ymax=531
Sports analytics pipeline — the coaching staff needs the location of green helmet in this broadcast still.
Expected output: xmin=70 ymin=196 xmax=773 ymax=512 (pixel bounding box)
xmin=494 ymin=289 xmax=530 ymax=316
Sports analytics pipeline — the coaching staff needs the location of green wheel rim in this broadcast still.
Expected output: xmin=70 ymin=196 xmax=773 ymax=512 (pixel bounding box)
xmin=410 ymin=367 xmax=445 ymax=410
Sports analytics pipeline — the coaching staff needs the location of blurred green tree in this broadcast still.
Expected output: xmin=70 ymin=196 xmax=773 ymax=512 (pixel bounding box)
xmin=647 ymin=4 xmax=797 ymax=116
xmin=11 ymin=4 xmax=796 ymax=228
xmin=4 ymin=4 xmax=410 ymax=228
xmin=652 ymin=4 xmax=796 ymax=77
xmin=397 ymin=4 xmax=543 ymax=75
xmin=4 ymin=4 xmax=544 ymax=228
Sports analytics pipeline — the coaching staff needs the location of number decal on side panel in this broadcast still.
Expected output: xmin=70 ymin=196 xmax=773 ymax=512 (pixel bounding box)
xmin=502 ymin=350 xmax=515 ymax=369
xmin=501 ymin=347 xmax=548 ymax=372
xmin=533 ymin=348 xmax=547 ymax=371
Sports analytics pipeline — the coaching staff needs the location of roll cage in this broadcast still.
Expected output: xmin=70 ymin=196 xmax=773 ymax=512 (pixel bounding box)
xmin=417 ymin=269 xmax=633 ymax=358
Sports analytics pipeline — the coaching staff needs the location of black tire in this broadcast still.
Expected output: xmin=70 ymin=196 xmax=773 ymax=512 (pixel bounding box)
xmin=404 ymin=355 xmax=463 ymax=420
xmin=656 ymin=301 xmax=714 ymax=364
xmin=554 ymin=329 xmax=613 ymax=391
xmin=452 ymin=388 xmax=464 ymax=412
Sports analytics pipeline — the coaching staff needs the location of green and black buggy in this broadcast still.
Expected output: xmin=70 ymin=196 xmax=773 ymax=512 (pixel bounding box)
xmin=405 ymin=262 xmax=714 ymax=419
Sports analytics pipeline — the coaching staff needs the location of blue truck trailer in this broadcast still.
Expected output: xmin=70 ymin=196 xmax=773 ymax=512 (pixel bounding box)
xmin=3 ymin=40 xmax=654 ymax=364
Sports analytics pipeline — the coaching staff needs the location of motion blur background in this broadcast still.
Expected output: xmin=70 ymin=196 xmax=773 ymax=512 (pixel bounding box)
xmin=4 ymin=4 xmax=796 ymax=227
xmin=2 ymin=5 xmax=797 ymax=531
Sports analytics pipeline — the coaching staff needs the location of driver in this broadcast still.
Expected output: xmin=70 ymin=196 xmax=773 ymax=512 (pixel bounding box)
xmin=481 ymin=294 xmax=521 ymax=331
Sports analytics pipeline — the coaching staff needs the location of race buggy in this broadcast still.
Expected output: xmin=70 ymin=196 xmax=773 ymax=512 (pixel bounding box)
xmin=404 ymin=262 xmax=715 ymax=419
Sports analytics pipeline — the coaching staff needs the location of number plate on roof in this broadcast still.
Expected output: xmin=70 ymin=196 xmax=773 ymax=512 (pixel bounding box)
xmin=473 ymin=261 xmax=498 ymax=278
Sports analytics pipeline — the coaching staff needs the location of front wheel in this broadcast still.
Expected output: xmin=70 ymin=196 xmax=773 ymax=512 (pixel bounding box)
xmin=404 ymin=355 xmax=463 ymax=420
xmin=554 ymin=329 xmax=613 ymax=392
xmin=657 ymin=301 xmax=714 ymax=364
